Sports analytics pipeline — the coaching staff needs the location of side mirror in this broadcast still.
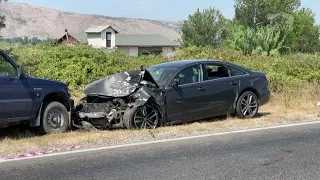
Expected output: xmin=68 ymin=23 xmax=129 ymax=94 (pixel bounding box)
xmin=17 ymin=65 xmax=22 ymax=78
xmin=172 ymin=78 xmax=179 ymax=87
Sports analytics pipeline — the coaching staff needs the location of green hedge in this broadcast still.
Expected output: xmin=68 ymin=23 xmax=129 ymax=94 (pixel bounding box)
xmin=1 ymin=43 xmax=320 ymax=92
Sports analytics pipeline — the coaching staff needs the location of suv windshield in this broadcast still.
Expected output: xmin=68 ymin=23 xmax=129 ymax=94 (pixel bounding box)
xmin=147 ymin=67 xmax=178 ymax=86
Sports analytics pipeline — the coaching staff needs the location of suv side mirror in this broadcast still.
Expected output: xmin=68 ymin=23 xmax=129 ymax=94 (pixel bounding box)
xmin=172 ymin=78 xmax=179 ymax=87
xmin=17 ymin=65 xmax=21 ymax=77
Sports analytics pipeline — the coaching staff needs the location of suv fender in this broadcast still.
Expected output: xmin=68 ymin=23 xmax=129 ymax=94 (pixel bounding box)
xmin=29 ymin=92 xmax=73 ymax=128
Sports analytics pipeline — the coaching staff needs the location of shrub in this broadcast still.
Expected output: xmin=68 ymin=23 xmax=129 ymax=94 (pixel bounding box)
xmin=1 ymin=43 xmax=320 ymax=94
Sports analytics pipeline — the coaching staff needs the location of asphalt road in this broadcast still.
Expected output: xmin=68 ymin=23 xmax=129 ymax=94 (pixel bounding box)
xmin=1 ymin=123 xmax=320 ymax=180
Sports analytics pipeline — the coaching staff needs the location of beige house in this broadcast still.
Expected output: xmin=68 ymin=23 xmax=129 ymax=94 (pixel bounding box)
xmin=84 ymin=25 xmax=180 ymax=56
xmin=84 ymin=25 xmax=119 ymax=49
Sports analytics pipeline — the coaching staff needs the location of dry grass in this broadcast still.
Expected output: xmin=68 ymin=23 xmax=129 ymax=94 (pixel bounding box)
xmin=69 ymin=89 xmax=85 ymax=104
xmin=0 ymin=87 xmax=319 ymax=158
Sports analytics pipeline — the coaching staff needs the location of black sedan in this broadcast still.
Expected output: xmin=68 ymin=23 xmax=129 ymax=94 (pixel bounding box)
xmin=72 ymin=59 xmax=271 ymax=130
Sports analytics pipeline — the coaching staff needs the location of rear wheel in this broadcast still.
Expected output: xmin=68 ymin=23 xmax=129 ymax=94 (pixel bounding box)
xmin=37 ymin=101 xmax=69 ymax=134
xmin=236 ymin=91 xmax=259 ymax=119
xmin=123 ymin=104 xmax=160 ymax=130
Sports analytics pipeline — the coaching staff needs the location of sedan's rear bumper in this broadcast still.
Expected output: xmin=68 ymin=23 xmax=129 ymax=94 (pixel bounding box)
xmin=259 ymin=92 xmax=271 ymax=106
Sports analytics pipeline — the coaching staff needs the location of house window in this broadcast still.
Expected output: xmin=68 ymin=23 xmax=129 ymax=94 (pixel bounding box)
xmin=138 ymin=47 xmax=163 ymax=56
xmin=106 ymin=32 xmax=111 ymax=48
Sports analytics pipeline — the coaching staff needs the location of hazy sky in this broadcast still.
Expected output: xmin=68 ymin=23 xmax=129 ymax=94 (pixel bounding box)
xmin=11 ymin=0 xmax=320 ymax=24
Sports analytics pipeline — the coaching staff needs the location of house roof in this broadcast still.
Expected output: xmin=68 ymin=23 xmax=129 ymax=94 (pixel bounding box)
xmin=54 ymin=32 xmax=79 ymax=44
xmin=54 ymin=31 xmax=87 ymax=44
xmin=84 ymin=25 xmax=119 ymax=33
xmin=115 ymin=34 xmax=180 ymax=47
xmin=71 ymin=32 xmax=87 ymax=43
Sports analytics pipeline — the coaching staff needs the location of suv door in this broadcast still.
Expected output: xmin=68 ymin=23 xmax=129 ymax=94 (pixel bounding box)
xmin=164 ymin=64 xmax=211 ymax=123
xmin=200 ymin=62 xmax=241 ymax=116
xmin=0 ymin=53 xmax=32 ymax=120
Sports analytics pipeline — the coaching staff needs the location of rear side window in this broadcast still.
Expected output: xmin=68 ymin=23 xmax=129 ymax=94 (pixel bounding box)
xmin=203 ymin=64 xmax=229 ymax=80
xmin=228 ymin=66 xmax=247 ymax=76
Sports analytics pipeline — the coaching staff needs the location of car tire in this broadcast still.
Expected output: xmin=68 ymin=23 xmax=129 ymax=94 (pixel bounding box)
xmin=123 ymin=104 xmax=160 ymax=130
xmin=37 ymin=101 xmax=69 ymax=135
xmin=235 ymin=91 xmax=259 ymax=119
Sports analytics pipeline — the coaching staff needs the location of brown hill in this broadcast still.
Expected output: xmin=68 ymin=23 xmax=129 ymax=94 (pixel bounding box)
xmin=0 ymin=2 xmax=182 ymax=41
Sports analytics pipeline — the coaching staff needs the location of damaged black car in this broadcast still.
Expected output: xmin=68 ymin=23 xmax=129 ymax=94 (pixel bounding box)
xmin=71 ymin=59 xmax=271 ymax=130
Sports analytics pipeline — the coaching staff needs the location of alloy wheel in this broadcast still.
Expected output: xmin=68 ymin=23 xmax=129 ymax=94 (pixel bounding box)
xmin=240 ymin=93 xmax=258 ymax=117
xmin=133 ymin=104 xmax=159 ymax=129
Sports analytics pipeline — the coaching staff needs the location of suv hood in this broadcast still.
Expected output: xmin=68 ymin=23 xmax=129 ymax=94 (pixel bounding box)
xmin=28 ymin=76 xmax=67 ymax=86
xmin=84 ymin=69 xmax=155 ymax=97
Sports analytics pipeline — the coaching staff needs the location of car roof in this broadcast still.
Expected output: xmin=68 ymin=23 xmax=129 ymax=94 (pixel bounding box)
xmin=148 ymin=59 xmax=225 ymax=69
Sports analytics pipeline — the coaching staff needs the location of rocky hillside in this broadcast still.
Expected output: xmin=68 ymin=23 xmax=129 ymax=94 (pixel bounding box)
xmin=0 ymin=2 xmax=182 ymax=41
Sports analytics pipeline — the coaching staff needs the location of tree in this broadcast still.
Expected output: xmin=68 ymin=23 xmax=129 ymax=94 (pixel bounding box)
xmin=233 ymin=0 xmax=320 ymax=54
xmin=180 ymin=7 xmax=228 ymax=47
xmin=234 ymin=0 xmax=301 ymax=28
xmin=228 ymin=24 xmax=286 ymax=56
xmin=23 ymin=36 xmax=29 ymax=45
xmin=288 ymin=8 xmax=320 ymax=53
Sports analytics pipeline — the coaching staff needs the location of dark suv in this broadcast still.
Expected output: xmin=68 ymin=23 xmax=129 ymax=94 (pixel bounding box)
xmin=0 ymin=49 xmax=73 ymax=134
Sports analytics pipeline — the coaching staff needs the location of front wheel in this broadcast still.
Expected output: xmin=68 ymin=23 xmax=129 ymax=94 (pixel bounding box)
xmin=235 ymin=91 xmax=259 ymax=119
xmin=123 ymin=104 xmax=160 ymax=130
xmin=37 ymin=101 xmax=69 ymax=134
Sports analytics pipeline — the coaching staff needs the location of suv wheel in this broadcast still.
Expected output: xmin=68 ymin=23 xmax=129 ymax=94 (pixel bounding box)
xmin=38 ymin=101 xmax=69 ymax=134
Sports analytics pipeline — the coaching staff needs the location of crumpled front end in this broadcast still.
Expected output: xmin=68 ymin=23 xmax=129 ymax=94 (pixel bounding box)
xmin=71 ymin=69 xmax=164 ymax=130
xmin=83 ymin=70 xmax=143 ymax=97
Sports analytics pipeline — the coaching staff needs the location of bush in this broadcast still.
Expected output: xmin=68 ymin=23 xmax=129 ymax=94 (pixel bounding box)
xmin=1 ymin=43 xmax=320 ymax=94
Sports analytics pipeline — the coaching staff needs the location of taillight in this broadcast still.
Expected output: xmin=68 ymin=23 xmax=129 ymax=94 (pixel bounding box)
xmin=265 ymin=74 xmax=269 ymax=82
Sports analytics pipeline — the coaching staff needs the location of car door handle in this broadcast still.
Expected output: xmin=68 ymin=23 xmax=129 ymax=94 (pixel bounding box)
xmin=198 ymin=87 xmax=206 ymax=91
xmin=230 ymin=81 xmax=238 ymax=85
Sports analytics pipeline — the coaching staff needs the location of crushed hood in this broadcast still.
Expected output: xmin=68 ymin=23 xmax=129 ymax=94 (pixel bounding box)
xmin=84 ymin=69 xmax=154 ymax=97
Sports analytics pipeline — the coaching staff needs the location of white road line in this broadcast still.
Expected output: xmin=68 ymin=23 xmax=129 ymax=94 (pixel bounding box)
xmin=1 ymin=120 xmax=320 ymax=163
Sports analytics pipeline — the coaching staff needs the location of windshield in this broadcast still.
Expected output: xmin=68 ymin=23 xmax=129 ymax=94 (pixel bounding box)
xmin=147 ymin=67 xmax=178 ymax=86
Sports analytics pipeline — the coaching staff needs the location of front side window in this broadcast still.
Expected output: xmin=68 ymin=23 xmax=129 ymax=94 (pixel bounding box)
xmin=204 ymin=64 xmax=229 ymax=80
xmin=147 ymin=67 xmax=178 ymax=86
xmin=0 ymin=54 xmax=17 ymax=77
xmin=176 ymin=65 xmax=201 ymax=86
